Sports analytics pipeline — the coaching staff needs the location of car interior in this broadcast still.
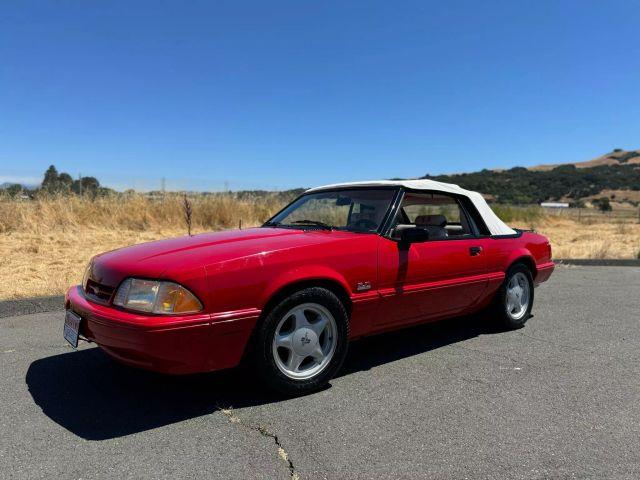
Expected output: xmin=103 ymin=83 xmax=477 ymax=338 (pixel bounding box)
xmin=390 ymin=192 xmax=475 ymax=240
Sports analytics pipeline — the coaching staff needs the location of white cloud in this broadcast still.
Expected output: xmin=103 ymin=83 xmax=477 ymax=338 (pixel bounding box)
xmin=0 ymin=175 xmax=42 ymax=185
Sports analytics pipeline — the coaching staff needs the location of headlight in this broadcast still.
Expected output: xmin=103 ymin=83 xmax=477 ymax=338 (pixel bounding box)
xmin=113 ymin=278 xmax=203 ymax=315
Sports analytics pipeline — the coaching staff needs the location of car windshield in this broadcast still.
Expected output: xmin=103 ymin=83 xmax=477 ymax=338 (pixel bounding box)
xmin=265 ymin=188 xmax=397 ymax=232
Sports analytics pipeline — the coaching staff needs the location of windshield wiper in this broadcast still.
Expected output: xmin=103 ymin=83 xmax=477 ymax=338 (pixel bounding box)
xmin=263 ymin=220 xmax=282 ymax=228
xmin=288 ymin=220 xmax=333 ymax=230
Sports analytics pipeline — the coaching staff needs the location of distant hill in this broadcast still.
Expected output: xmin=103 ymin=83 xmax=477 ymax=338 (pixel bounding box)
xmin=4 ymin=150 xmax=639 ymax=206
xmin=529 ymin=149 xmax=640 ymax=171
xmin=422 ymin=149 xmax=640 ymax=205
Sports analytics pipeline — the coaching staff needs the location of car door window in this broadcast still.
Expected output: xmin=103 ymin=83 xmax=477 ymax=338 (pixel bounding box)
xmin=391 ymin=192 xmax=476 ymax=240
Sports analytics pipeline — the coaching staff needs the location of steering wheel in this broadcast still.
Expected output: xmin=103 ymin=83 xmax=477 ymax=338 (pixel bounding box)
xmin=351 ymin=218 xmax=378 ymax=230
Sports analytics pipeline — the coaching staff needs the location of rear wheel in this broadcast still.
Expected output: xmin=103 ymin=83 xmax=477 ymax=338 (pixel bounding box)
xmin=254 ymin=287 xmax=349 ymax=395
xmin=493 ymin=264 xmax=534 ymax=329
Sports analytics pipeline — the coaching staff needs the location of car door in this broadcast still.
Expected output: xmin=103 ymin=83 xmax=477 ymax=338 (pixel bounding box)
xmin=374 ymin=191 xmax=490 ymax=327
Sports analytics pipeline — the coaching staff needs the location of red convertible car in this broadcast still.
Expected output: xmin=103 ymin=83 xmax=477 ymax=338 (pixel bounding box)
xmin=65 ymin=180 xmax=554 ymax=394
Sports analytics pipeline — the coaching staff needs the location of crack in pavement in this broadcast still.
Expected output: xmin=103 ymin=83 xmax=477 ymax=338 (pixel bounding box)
xmin=218 ymin=406 xmax=300 ymax=480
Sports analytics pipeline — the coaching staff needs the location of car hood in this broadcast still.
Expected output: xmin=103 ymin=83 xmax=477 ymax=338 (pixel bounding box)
xmin=88 ymin=227 xmax=360 ymax=288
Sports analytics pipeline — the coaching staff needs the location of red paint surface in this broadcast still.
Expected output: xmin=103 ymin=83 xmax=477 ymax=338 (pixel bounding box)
xmin=67 ymin=226 xmax=553 ymax=374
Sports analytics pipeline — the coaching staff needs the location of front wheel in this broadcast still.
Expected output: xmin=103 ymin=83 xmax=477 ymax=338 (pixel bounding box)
xmin=493 ymin=264 xmax=534 ymax=329
xmin=254 ymin=287 xmax=349 ymax=395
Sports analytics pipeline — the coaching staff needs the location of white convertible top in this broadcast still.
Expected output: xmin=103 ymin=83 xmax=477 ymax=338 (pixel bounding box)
xmin=306 ymin=179 xmax=516 ymax=236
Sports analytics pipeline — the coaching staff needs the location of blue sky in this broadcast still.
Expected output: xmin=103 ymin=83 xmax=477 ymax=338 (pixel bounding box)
xmin=1 ymin=1 xmax=639 ymax=191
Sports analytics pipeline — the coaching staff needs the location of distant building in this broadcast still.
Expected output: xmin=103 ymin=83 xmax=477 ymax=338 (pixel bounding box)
xmin=540 ymin=202 xmax=569 ymax=208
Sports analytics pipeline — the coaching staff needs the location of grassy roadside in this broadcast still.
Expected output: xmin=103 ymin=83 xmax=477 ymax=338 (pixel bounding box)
xmin=0 ymin=194 xmax=284 ymax=300
xmin=521 ymin=217 xmax=640 ymax=260
xmin=1 ymin=195 xmax=638 ymax=300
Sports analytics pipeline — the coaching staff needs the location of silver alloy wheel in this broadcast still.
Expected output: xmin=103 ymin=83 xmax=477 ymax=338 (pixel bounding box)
xmin=505 ymin=272 xmax=530 ymax=320
xmin=272 ymin=303 xmax=338 ymax=380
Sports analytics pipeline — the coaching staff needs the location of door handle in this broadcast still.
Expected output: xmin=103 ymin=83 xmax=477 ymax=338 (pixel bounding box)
xmin=469 ymin=246 xmax=483 ymax=256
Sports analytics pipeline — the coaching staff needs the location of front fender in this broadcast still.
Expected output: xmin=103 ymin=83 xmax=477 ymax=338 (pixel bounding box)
xmin=258 ymin=264 xmax=353 ymax=307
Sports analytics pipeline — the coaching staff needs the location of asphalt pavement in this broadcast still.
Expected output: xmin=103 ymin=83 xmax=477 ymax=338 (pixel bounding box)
xmin=1 ymin=265 xmax=639 ymax=479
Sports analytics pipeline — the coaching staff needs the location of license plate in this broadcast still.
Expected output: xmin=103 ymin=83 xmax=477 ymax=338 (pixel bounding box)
xmin=63 ymin=310 xmax=82 ymax=348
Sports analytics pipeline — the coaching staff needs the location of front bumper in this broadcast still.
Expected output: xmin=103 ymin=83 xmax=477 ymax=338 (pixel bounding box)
xmin=65 ymin=286 xmax=259 ymax=374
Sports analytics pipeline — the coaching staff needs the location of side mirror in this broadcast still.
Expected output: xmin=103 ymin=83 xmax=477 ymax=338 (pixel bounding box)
xmin=397 ymin=227 xmax=430 ymax=244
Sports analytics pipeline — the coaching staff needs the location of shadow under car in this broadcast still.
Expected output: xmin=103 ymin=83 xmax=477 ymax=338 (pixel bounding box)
xmin=26 ymin=312 xmax=510 ymax=440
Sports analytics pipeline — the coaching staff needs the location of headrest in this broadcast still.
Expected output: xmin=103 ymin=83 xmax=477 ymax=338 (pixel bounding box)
xmin=415 ymin=214 xmax=447 ymax=227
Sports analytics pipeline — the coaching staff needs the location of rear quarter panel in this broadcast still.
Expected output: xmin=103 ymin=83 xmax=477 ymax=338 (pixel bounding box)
xmin=485 ymin=231 xmax=553 ymax=281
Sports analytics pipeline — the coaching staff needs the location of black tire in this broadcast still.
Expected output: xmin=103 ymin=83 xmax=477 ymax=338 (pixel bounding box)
xmin=492 ymin=263 xmax=534 ymax=329
xmin=254 ymin=287 xmax=349 ymax=395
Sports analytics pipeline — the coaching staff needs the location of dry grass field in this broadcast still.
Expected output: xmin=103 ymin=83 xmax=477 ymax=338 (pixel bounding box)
xmin=0 ymin=194 xmax=638 ymax=300
xmin=519 ymin=217 xmax=640 ymax=260
xmin=0 ymin=193 xmax=287 ymax=300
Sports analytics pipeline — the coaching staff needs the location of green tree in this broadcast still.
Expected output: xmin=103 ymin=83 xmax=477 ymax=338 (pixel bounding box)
xmin=58 ymin=173 xmax=74 ymax=191
xmin=597 ymin=197 xmax=612 ymax=212
xmin=6 ymin=183 xmax=23 ymax=197
xmin=72 ymin=176 xmax=100 ymax=196
xmin=42 ymin=165 xmax=59 ymax=193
